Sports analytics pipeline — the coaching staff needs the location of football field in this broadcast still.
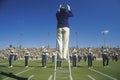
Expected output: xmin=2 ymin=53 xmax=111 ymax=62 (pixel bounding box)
xmin=0 ymin=59 xmax=120 ymax=80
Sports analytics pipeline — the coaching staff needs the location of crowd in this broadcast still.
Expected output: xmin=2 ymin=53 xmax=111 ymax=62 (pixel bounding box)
xmin=0 ymin=46 xmax=120 ymax=68
xmin=0 ymin=47 xmax=120 ymax=60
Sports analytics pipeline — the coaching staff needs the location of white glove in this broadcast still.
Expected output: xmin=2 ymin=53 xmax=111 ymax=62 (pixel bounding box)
xmin=58 ymin=4 xmax=62 ymax=12
xmin=59 ymin=4 xmax=62 ymax=8
xmin=67 ymin=4 xmax=71 ymax=11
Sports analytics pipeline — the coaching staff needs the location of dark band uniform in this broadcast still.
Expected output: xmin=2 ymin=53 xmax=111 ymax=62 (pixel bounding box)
xmin=42 ymin=49 xmax=47 ymax=68
xmin=9 ymin=49 xmax=15 ymax=67
xmin=87 ymin=51 xmax=93 ymax=68
xmin=24 ymin=50 xmax=30 ymax=68
xmin=72 ymin=49 xmax=78 ymax=68
xmin=102 ymin=49 xmax=109 ymax=67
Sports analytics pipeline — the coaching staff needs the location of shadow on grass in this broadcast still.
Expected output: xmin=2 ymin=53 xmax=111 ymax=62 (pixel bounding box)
xmin=0 ymin=65 xmax=7 ymax=67
xmin=0 ymin=71 xmax=28 ymax=80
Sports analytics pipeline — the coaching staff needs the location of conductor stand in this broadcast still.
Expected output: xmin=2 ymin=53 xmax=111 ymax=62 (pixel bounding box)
xmin=57 ymin=55 xmax=62 ymax=69
xmin=54 ymin=50 xmax=73 ymax=80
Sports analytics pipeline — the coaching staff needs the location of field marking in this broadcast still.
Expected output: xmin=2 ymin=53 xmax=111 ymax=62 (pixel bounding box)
xmin=48 ymin=75 xmax=53 ymax=80
xmin=90 ymin=69 xmax=118 ymax=80
xmin=88 ymin=75 xmax=96 ymax=80
xmin=16 ymin=67 xmax=34 ymax=75
xmin=28 ymin=75 xmax=34 ymax=80
xmin=3 ymin=67 xmax=34 ymax=80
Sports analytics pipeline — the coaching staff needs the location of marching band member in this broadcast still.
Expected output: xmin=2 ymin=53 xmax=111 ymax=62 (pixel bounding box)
xmin=72 ymin=48 xmax=78 ymax=68
xmin=102 ymin=48 xmax=109 ymax=68
xmin=87 ymin=48 xmax=93 ymax=68
xmin=8 ymin=48 xmax=15 ymax=68
xmin=24 ymin=48 xmax=30 ymax=68
xmin=41 ymin=48 xmax=47 ymax=68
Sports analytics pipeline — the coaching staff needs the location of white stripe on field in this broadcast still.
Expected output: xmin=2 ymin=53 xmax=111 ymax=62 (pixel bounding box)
xmin=16 ymin=68 xmax=34 ymax=75
xmin=28 ymin=75 xmax=34 ymax=80
xmin=3 ymin=67 xmax=34 ymax=80
xmin=48 ymin=75 xmax=53 ymax=80
xmin=88 ymin=75 xmax=96 ymax=80
xmin=91 ymin=69 xmax=118 ymax=80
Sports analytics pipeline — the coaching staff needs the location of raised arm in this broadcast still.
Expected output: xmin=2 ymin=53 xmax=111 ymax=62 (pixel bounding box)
xmin=58 ymin=4 xmax=62 ymax=12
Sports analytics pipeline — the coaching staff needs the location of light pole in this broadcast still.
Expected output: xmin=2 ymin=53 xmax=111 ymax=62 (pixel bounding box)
xmin=75 ymin=32 xmax=78 ymax=49
xmin=101 ymin=30 xmax=109 ymax=47
xmin=48 ymin=32 xmax=50 ymax=48
xmin=19 ymin=33 xmax=23 ymax=48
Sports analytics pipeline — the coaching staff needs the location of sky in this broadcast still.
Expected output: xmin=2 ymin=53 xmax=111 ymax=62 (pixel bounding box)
xmin=0 ymin=0 xmax=120 ymax=49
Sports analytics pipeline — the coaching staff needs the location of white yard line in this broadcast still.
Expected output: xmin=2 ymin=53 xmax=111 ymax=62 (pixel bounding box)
xmin=88 ymin=75 xmax=96 ymax=80
xmin=48 ymin=75 xmax=53 ymax=80
xmin=3 ymin=67 xmax=34 ymax=80
xmin=91 ymin=69 xmax=118 ymax=80
xmin=16 ymin=67 xmax=34 ymax=75
xmin=28 ymin=75 xmax=34 ymax=80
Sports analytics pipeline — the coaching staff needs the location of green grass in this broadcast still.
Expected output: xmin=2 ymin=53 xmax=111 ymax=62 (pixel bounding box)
xmin=0 ymin=59 xmax=120 ymax=80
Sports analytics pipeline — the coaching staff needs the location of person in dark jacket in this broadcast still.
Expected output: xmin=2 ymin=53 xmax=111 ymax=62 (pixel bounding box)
xmin=56 ymin=4 xmax=73 ymax=60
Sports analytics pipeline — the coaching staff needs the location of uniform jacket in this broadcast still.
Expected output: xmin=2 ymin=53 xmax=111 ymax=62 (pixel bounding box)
xmin=56 ymin=11 xmax=73 ymax=28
